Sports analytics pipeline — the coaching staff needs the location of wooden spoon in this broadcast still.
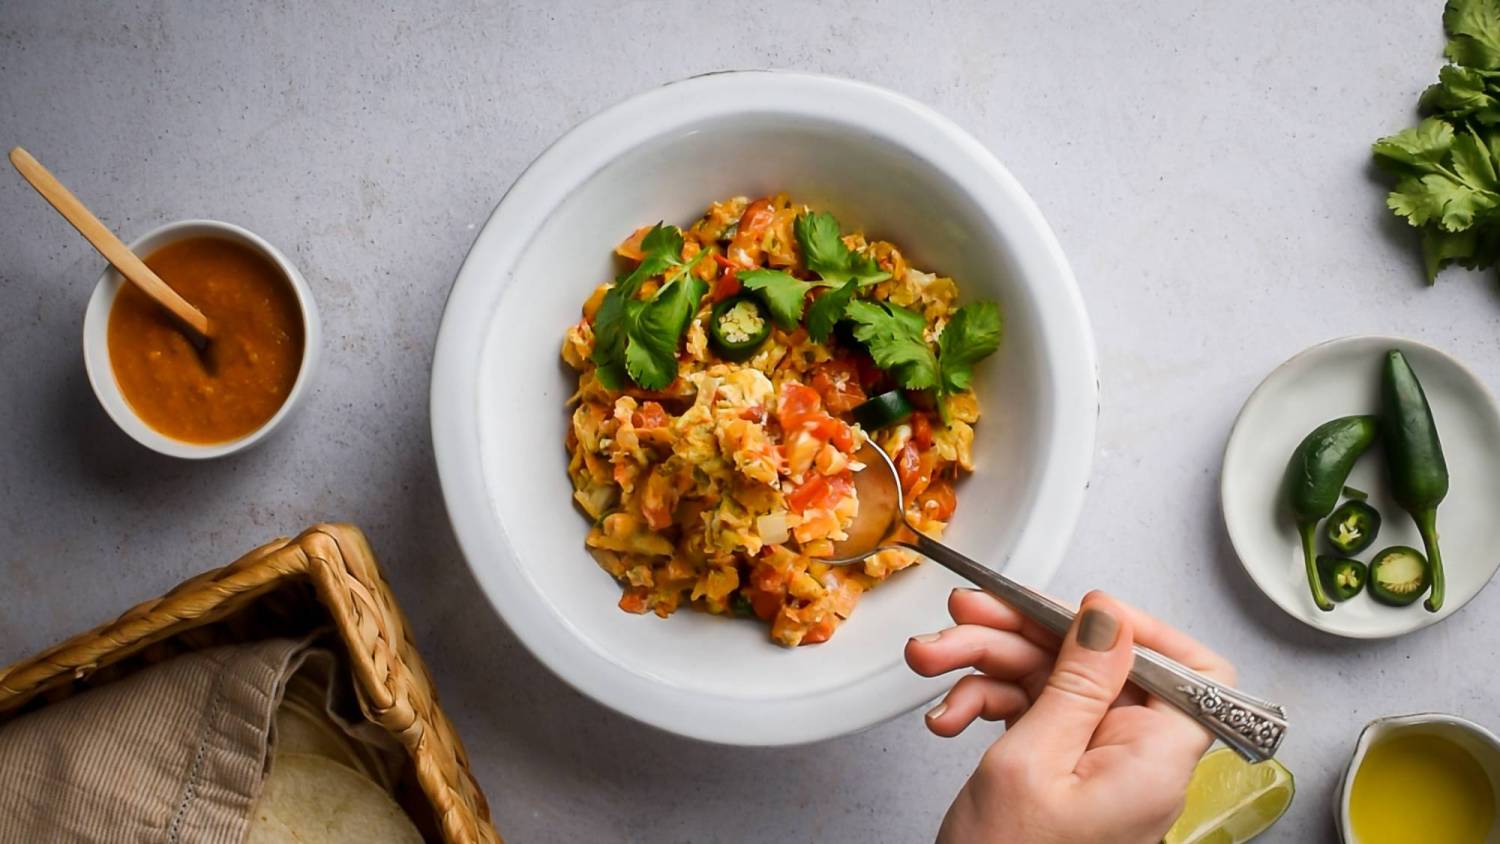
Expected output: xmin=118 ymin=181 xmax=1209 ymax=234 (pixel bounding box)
xmin=9 ymin=146 xmax=212 ymax=344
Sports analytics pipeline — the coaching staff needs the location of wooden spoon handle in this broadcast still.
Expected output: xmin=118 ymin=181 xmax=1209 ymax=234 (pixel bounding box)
xmin=9 ymin=147 xmax=211 ymax=340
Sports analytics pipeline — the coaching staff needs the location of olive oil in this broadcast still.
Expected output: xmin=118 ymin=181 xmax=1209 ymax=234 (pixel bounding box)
xmin=1349 ymin=733 xmax=1495 ymax=844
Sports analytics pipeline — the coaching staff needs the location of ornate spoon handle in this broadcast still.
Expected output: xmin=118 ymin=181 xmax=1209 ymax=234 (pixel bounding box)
xmin=904 ymin=533 xmax=1288 ymax=763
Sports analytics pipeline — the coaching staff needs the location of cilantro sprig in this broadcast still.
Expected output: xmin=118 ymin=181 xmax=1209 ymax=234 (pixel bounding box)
xmin=736 ymin=212 xmax=890 ymax=341
xmin=844 ymin=299 xmax=1003 ymax=418
xmin=795 ymin=212 xmax=892 ymax=286
xmin=1372 ymin=0 xmax=1500 ymax=284
xmin=592 ymin=224 xmax=708 ymax=390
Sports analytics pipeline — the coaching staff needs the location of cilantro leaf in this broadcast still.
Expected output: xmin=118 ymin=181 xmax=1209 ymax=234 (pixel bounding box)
xmin=1453 ymin=129 xmax=1500 ymax=188
xmin=844 ymin=300 xmax=939 ymax=390
xmin=623 ymin=276 xmax=707 ymax=390
xmin=1373 ymin=119 xmax=1455 ymax=173
xmin=593 ymin=222 xmax=686 ymax=381
xmin=1421 ymin=227 xmax=1480 ymax=282
xmin=794 ymin=212 xmax=891 ymax=286
xmin=739 ymin=269 xmax=815 ymax=329
xmin=591 ymin=223 xmax=709 ymax=390
xmin=1445 ymin=0 xmax=1500 ymax=69
xmin=1420 ymin=65 xmax=1500 ymax=123
xmin=806 ymin=279 xmax=858 ymax=342
xmin=936 ymin=302 xmax=1004 ymax=394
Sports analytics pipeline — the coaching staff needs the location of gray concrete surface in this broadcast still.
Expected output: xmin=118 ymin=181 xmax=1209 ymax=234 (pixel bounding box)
xmin=3 ymin=2 xmax=1498 ymax=841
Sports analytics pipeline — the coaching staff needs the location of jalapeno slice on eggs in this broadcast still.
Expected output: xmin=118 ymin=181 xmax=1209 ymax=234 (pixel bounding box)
xmin=709 ymin=295 xmax=772 ymax=362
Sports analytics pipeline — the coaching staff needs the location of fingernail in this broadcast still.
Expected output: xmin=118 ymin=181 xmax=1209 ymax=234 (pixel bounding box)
xmin=925 ymin=703 xmax=948 ymax=720
xmin=912 ymin=632 xmax=942 ymax=644
xmin=955 ymin=587 xmax=986 ymax=594
xmin=1076 ymin=608 xmax=1119 ymax=652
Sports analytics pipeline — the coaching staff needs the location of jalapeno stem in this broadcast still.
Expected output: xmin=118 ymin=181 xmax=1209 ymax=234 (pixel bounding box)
xmin=1300 ymin=520 xmax=1334 ymax=611
xmin=1415 ymin=508 xmax=1444 ymax=612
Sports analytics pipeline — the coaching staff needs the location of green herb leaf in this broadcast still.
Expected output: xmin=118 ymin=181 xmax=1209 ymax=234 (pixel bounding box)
xmin=1453 ymin=129 xmax=1500 ymax=188
xmin=936 ymin=302 xmax=1004 ymax=394
xmin=1373 ymin=119 xmax=1456 ymax=173
xmin=630 ymin=224 xmax=687 ymax=290
xmin=623 ymin=276 xmax=707 ymax=390
xmin=591 ymin=223 xmax=710 ymax=390
xmin=794 ymin=212 xmax=891 ymax=286
xmin=806 ymin=279 xmax=858 ymax=342
xmin=1421 ymin=227 xmax=1479 ymax=283
xmin=739 ymin=269 xmax=815 ymax=329
xmin=1445 ymin=0 xmax=1500 ymax=69
xmin=1420 ymin=65 xmax=1500 ymax=123
xmin=844 ymin=300 xmax=939 ymax=390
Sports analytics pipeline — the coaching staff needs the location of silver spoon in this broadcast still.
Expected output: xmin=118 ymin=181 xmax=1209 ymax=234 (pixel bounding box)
xmin=826 ymin=443 xmax=1288 ymax=763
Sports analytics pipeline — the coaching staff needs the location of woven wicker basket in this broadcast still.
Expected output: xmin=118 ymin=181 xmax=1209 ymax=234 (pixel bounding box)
xmin=0 ymin=523 xmax=500 ymax=844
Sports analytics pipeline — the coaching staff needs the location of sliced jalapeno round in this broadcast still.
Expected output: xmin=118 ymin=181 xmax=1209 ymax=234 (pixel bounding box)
xmin=1326 ymin=500 xmax=1381 ymax=555
xmin=1368 ymin=545 xmax=1431 ymax=607
xmin=1316 ymin=555 xmax=1367 ymax=602
xmin=709 ymin=295 xmax=772 ymax=362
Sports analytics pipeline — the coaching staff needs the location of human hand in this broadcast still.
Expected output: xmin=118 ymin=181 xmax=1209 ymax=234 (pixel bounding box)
xmin=905 ymin=589 xmax=1236 ymax=844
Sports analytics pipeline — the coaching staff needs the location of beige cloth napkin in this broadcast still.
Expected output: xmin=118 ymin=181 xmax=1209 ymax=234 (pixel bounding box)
xmin=0 ymin=638 xmax=369 ymax=843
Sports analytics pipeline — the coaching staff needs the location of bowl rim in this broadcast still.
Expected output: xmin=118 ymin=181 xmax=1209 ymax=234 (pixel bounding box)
xmin=81 ymin=218 xmax=321 ymax=460
xmin=1219 ymin=334 xmax=1500 ymax=639
xmin=429 ymin=70 xmax=1098 ymax=745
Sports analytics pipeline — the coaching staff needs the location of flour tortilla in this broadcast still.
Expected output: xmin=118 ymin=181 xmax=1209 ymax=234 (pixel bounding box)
xmin=247 ymin=752 xmax=421 ymax=843
xmin=272 ymin=698 xmax=373 ymax=778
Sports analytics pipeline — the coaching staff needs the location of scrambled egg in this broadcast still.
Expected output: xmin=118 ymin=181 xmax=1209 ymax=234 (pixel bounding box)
xmin=562 ymin=194 xmax=983 ymax=647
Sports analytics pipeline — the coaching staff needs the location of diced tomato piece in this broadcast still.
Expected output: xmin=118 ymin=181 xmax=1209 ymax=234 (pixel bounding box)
xmin=809 ymin=359 xmax=867 ymax=415
xmin=800 ymin=616 xmax=838 ymax=645
xmin=916 ymin=479 xmax=957 ymax=521
xmin=912 ymin=412 xmax=934 ymax=448
xmin=829 ymin=420 xmax=855 ymax=452
xmin=618 ymin=588 xmax=650 ymax=614
xmin=633 ymin=401 xmax=669 ymax=429
xmin=823 ymin=474 xmax=853 ymax=506
xmin=736 ymin=199 xmax=775 ymax=243
xmin=708 ymin=272 xmax=742 ymax=303
xmin=739 ymin=405 xmax=766 ymax=423
xmin=777 ymin=382 xmax=823 ymax=432
xmin=789 ymin=473 xmax=853 ymax=513
xmin=896 ymin=442 xmax=936 ymax=498
xmin=788 ymin=475 xmax=829 ymax=512
xmin=747 ymin=588 xmax=781 ymax=621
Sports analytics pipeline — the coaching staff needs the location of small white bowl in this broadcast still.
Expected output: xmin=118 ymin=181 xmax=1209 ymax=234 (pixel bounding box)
xmin=82 ymin=219 xmax=320 ymax=459
xmin=1221 ymin=336 xmax=1500 ymax=638
xmin=430 ymin=71 xmax=1098 ymax=745
xmin=1334 ymin=713 xmax=1500 ymax=843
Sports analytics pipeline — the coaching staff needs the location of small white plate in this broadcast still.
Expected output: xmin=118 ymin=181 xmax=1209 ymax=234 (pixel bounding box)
xmin=1221 ymin=336 xmax=1500 ymax=638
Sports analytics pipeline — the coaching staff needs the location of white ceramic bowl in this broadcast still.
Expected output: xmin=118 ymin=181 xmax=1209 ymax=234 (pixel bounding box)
xmin=1221 ymin=336 xmax=1500 ymax=638
xmin=1334 ymin=713 xmax=1500 ymax=843
xmin=430 ymin=72 xmax=1098 ymax=745
xmin=82 ymin=219 xmax=320 ymax=459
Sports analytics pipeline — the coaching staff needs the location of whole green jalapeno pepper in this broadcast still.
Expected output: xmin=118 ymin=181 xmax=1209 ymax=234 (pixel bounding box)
xmin=1286 ymin=415 xmax=1380 ymax=611
xmin=1382 ymin=350 xmax=1450 ymax=613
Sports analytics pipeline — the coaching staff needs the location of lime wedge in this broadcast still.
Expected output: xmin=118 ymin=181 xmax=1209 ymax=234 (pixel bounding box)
xmin=1163 ymin=747 xmax=1294 ymax=844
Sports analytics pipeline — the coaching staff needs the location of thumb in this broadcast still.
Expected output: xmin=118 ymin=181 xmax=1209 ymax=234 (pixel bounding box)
xmin=1003 ymin=593 xmax=1134 ymax=773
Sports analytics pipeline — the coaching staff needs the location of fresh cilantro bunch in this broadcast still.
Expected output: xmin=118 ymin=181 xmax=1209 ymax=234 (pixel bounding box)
xmin=591 ymin=224 xmax=708 ymax=390
xmin=1373 ymin=0 xmax=1500 ymax=282
xmin=737 ymin=211 xmax=891 ymax=341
